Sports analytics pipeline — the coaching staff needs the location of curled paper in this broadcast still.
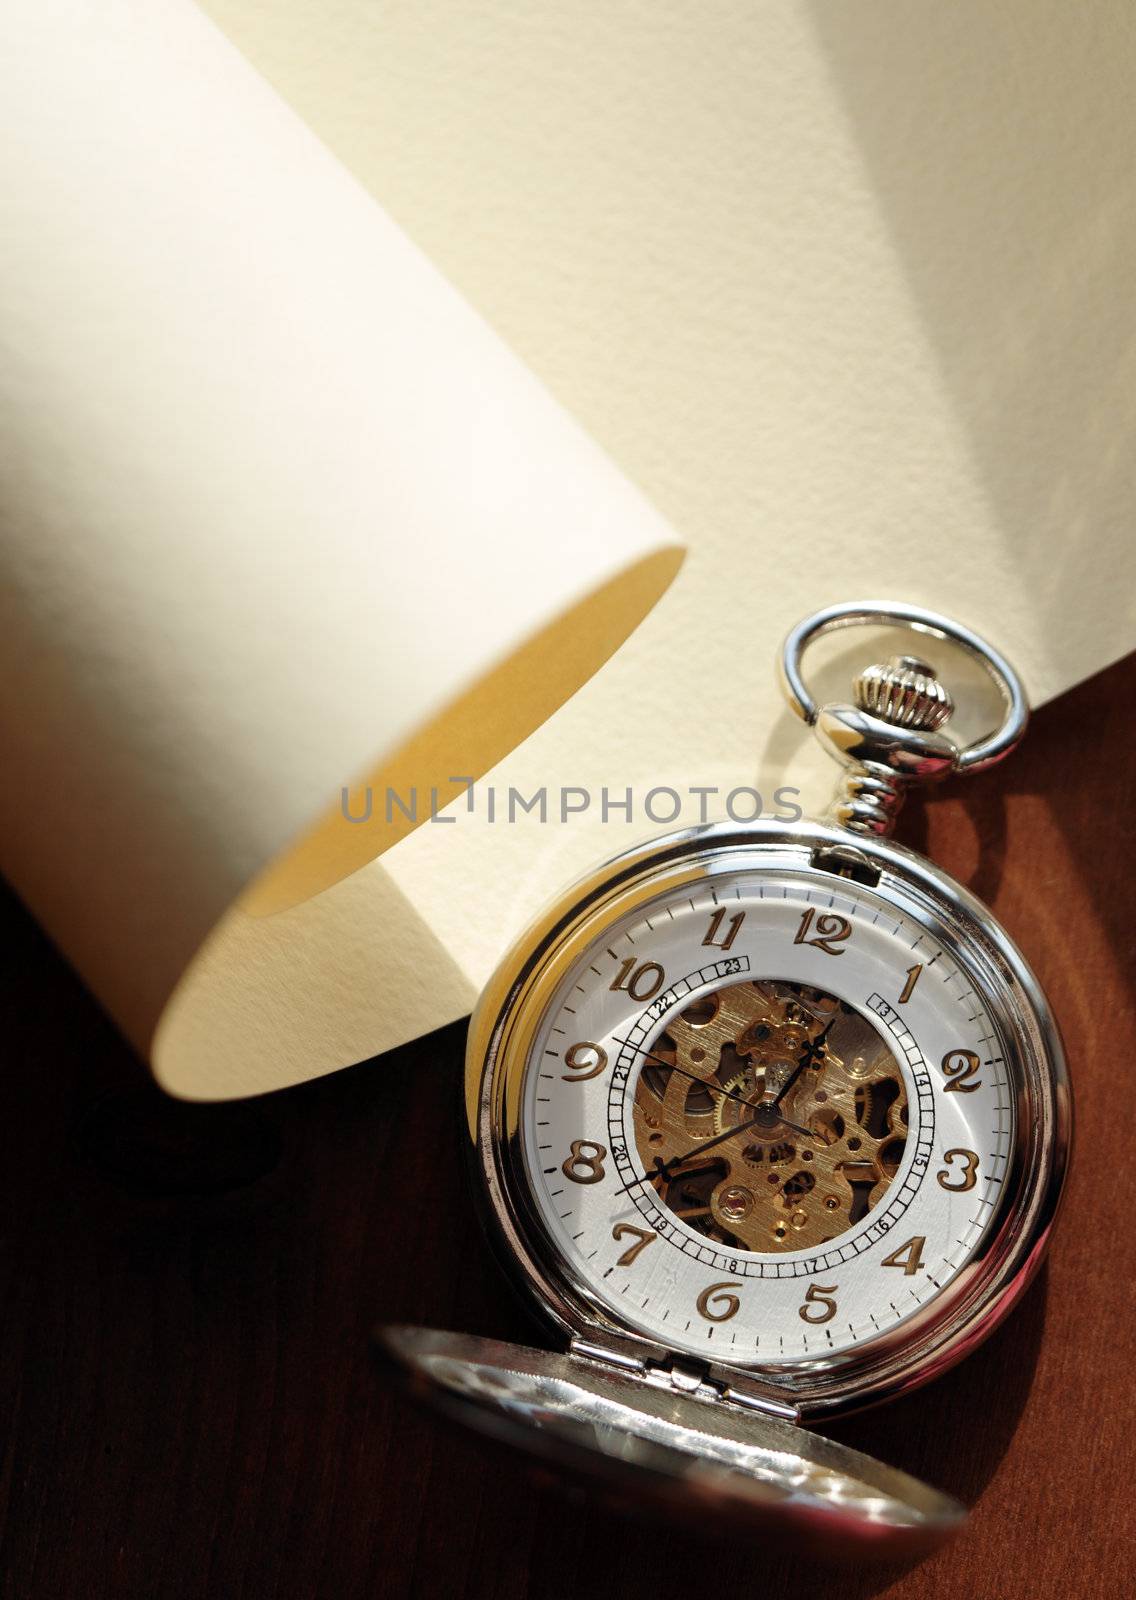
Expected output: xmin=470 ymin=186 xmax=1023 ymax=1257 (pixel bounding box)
xmin=0 ymin=0 xmax=682 ymax=1095
xmin=181 ymin=0 xmax=1136 ymax=1101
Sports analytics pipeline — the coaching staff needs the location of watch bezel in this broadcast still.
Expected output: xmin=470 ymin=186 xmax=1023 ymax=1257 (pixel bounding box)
xmin=466 ymin=819 xmax=1070 ymax=1422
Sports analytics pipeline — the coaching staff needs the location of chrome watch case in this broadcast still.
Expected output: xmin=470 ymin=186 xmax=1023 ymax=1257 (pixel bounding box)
xmin=463 ymin=816 xmax=1067 ymax=1422
xmin=378 ymin=603 xmax=1072 ymax=1554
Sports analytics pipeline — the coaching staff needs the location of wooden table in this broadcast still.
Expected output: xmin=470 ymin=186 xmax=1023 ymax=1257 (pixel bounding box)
xmin=2 ymin=655 xmax=1134 ymax=1599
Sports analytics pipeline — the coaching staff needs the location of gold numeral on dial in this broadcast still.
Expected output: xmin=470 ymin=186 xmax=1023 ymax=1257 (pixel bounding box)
xmin=561 ymin=1042 xmax=608 ymax=1083
xmin=561 ymin=1140 xmax=607 ymax=1184
xmin=937 ymin=1148 xmax=980 ymax=1191
xmin=881 ymin=1236 xmax=926 ymax=1275
xmin=612 ymin=1223 xmax=657 ymax=1266
xmin=941 ymin=1048 xmax=983 ymax=1094
xmin=798 ymin=1283 xmax=839 ymax=1324
xmin=610 ymin=959 xmax=666 ymax=1002
xmin=703 ymin=908 xmax=745 ymax=951
xmin=696 ymin=1282 xmax=742 ymax=1323
xmin=898 ymin=963 xmax=923 ymax=1004
xmin=793 ymin=908 xmax=851 ymax=956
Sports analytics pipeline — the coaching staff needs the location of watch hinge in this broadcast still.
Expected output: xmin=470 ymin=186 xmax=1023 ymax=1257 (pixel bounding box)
xmin=644 ymin=1354 xmax=726 ymax=1401
xmin=568 ymin=1340 xmax=727 ymax=1402
xmin=570 ymin=1340 xmax=803 ymax=1422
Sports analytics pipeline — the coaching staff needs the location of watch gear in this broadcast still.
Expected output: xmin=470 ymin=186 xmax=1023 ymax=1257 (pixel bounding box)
xmin=632 ymin=979 xmax=908 ymax=1253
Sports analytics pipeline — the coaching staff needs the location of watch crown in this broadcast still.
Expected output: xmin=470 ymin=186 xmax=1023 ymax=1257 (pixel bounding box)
xmin=852 ymin=655 xmax=954 ymax=732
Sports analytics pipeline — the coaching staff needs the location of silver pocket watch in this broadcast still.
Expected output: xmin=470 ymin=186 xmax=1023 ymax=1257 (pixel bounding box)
xmin=380 ymin=602 xmax=1070 ymax=1557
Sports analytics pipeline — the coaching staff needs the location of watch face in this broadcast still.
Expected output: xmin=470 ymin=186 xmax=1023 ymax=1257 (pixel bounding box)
xmin=470 ymin=823 xmax=1068 ymax=1413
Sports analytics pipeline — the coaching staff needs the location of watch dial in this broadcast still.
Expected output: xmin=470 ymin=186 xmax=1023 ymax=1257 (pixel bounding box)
xmin=518 ymin=866 xmax=1015 ymax=1363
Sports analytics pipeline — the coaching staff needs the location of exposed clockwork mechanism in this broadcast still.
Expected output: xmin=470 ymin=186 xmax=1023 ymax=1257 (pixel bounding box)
xmin=631 ymin=980 xmax=909 ymax=1252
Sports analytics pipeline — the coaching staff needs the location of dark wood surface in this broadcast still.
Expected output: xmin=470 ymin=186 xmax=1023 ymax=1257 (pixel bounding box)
xmin=2 ymin=655 xmax=1135 ymax=1599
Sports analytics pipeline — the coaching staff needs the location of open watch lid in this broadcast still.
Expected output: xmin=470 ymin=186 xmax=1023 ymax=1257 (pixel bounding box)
xmin=377 ymin=1326 xmax=964 ymax=1559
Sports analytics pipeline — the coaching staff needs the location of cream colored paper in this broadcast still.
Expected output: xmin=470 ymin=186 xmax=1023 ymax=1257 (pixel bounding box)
xmin=176 ymin=0 xmax=1135 ymax=1100
xmin=4 ymin=0 xmax=1135 ymax=1101
xmin=0 ymin=0 xmax=681 ymax=1093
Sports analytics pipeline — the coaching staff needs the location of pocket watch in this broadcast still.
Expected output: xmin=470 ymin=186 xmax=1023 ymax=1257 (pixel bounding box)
xmin=379 ymin=602 xmax=1070 ymax=1556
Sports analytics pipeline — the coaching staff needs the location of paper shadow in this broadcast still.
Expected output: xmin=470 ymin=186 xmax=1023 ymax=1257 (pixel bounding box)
xmin=807 ymin=0 xmax=1136 ymax=641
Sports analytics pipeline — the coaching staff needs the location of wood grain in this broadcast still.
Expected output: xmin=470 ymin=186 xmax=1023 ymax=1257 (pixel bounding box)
xmin=2 ymin=654 xmax=1134 ymax=1599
